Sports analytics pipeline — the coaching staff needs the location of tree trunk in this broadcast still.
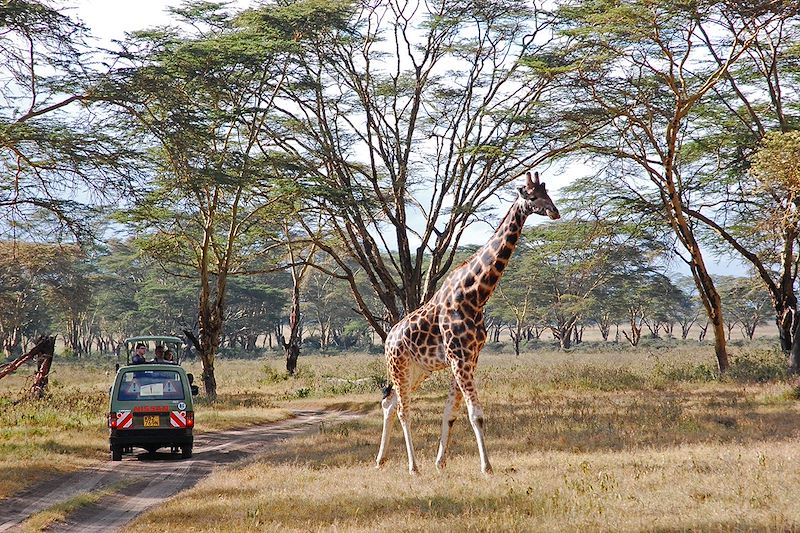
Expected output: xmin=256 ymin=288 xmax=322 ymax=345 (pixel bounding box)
xmin=511 ymin=324 xmax=521 ymax=357
xmin=197 ymin=286 xmax=220 ymax=401
xmin=283 ymin=256 xmax=305 ymax=375
xmin=692 ymin=264 xmax=730 ymax=373
xmin=623 ymin=309 xmax=642 ymax=346
xmin=554 ymin=323 xmax=573 ymax=350
xmin=285 ymin=341 xmax=300 ymax=374
xmin=698 ymin=322 xmax=709 ymax=341
xmin=598 ymin=314 xmax=610 ymax=341
xmin=30 ymin=337 xmax=56 ymax=398
xmin=790 ymin=318 xmax=800 ymax=373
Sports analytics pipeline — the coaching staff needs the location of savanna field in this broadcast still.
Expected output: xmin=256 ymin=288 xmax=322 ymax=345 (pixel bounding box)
xmin=3 ymin=341 xmax=800 ymax=532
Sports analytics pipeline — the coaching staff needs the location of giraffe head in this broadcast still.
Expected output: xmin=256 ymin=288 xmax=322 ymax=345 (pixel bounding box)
xmin=518 ymin=171 xmax=560 ymax=220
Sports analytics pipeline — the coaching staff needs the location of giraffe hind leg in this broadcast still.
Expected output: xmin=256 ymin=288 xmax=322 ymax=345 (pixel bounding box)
xmin=395 ymin=367 xmax=428 ymax=474
xmin=435 ymin=377 xmax=463 ymax=471
xmin=395 ymin=387 xmax=419 ymax=475
xmin=375 ymin=385 xmax=397 ymax=469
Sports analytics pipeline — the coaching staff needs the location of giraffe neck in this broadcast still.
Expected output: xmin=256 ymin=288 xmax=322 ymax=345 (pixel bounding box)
xmin=468 ymin=198 xmax=527 ymax=306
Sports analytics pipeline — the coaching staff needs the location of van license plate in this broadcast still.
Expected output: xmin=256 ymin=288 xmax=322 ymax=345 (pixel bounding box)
xmin=143 ymin=415 xmax=160 ymax=427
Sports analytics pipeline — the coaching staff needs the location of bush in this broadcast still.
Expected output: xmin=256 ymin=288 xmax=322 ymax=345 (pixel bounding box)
xmin=650 ymin=349 xmax=789 ymax=384
xmin=216 ymin=346 xmax=267 ymax=360
xmin=547 ymin=363 xmax=647 ymax=391
xmin=652 ymin=360 xmax=719 ymax=383
xmin=260 ymin=364 xmax=288 ymax=384
xmin=367 ymin=343 xmax=384 ymax=355
xmin=302 ymin=336 xmax=321 ymax=350
xmin=725 ymin=349 xmax=788 ymax=383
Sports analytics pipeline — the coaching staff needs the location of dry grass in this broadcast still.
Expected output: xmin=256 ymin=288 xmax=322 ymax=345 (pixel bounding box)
xmin=123 ymin=442 xmax=800 ymax=532
xmin=119 ymin=345 xmax=800 ymax=532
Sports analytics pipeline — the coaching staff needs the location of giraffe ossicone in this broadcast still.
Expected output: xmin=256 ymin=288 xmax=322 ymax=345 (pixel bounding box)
xmin=376 ymin=171 xmax=560 ymax=475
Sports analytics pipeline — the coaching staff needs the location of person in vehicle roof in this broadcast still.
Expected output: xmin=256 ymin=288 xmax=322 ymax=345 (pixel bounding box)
xmin=163 ymin=349 xmax=176 ymax=364
xmin=132 ymin=343 xmax=147 ymax=364
xmin=152 ymin=345 xmax=166 ymax=363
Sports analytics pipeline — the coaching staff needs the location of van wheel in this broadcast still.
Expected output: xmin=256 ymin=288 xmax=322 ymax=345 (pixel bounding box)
xmin=181 ymin=445 xmax=192 ymax=459
xmin=111 ymin=447 xmax=122 ymax=461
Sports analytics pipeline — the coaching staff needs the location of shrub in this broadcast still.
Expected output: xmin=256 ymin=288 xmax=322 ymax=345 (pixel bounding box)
xmin=652 ymin=360 xmax=719 ymax=383
xmin=547 ymin=364 xmax=647 ymax=391
xmin=260 ymin=364 xmax=288 ymax=384
xmin=725 ymin=349 xmax=788 ymax=383
xmin=216 ymin=346 xmax=267 ymax=360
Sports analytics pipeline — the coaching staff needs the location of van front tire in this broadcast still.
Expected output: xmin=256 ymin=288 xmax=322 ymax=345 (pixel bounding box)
xmin=111 ymin=447 xmax=122 ymax=461
xmin=181 ymin=445 xmax=192 ymax=459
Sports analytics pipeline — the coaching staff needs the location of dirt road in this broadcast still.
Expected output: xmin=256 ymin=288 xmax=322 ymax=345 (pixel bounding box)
xmin=0 ymin=409 xmax=362 ymax=533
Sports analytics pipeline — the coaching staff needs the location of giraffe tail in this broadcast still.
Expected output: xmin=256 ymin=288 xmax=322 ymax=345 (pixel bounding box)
xmin=381 ymin=383 xmax=393 ymax=399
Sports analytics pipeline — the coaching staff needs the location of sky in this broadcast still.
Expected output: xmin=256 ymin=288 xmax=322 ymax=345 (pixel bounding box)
xmin=70 ymin=1 xmax=175 ymax=41
xmin=67 ymin=1 xmax=747 ymax=277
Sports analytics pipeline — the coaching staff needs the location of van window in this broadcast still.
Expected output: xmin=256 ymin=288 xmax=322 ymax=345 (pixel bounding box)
xmin=117 ymin=370 xmax=185 ymax=401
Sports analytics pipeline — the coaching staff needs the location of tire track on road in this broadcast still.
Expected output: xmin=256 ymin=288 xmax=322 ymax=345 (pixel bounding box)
xmin=0 ymin=410 xmax=363 ymax=533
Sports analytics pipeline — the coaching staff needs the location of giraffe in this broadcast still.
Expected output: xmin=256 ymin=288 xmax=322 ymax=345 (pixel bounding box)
xmin=376 ymin=171 xmax=560 ymax=475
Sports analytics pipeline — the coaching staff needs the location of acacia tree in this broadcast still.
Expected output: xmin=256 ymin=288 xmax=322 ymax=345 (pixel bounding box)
xmin=41 ymin=247 xmax=92 ymax=356
xmin=303 ymin=268 xmax=341 ymax=350
xmin=282 ymin=230 xmax=316 ymax=374
xmin=491 ymin=270 xmax=536 ymax=356
xmin=103 ymin=2 xmax=303 ymax=398
xmin=0 ymin=0 xmax=139 ymax=242
xmin=264 ymin=0 xmax=587 ymax=338
xmin=691 ymin=131 xmax=800 ymax=370
xmin=223 ymin=277 xmax=286 ymax=351
xmin=549 ymin=1 xmax=793 ymax=371
xmin=669 ymin=8 xmax=800 ymax=369
xmin=510 ymin=219 xmax=639 ymax=350
xmin=0 ymin=241 xmax=56 ymax=357
xmin=717 ymin=275 xmax=771 ymax=341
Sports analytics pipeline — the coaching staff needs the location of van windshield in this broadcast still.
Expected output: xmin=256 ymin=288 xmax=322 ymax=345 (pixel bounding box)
xmin=117 ymin=370 xmax=185 ymax=401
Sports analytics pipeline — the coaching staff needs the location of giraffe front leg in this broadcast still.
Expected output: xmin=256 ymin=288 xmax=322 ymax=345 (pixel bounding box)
xmin=435 ymin=377 xmax=463 ymax=471
xmin=449 ymin=355 xmax=493 ymax=475
xmin=451 ymin=369 xmax=492 ymax=475
xmin=465 ymin=399 xmax=492 ymax=474
xmin=375 ymin=387 xmax=397 ymax=469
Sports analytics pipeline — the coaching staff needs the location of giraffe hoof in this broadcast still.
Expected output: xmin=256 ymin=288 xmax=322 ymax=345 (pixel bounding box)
xmin=482 ymin=466 xmax=494 ymax=476
xmin=375 ymin=458 xmax=387 ymax=469
xmin=409 ymin=467 xmax=420 ymax=476
xmin=435 ymin=460 xmax=446 ymax=471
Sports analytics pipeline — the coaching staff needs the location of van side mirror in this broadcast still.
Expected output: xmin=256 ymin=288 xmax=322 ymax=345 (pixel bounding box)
xmin=191 ymin=385 xmax=199 ymax=396
xmin=187 ymin=373 xmax=194 ymax=384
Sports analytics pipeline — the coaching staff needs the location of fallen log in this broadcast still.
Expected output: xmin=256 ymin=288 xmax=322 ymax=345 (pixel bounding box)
xmin=0 ymin=336 xmax=55 ymax=381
